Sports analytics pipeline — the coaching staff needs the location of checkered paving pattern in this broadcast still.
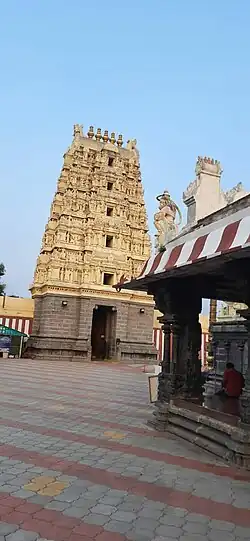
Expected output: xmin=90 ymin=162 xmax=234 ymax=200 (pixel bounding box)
xmin=0 ymin=360 xmax=249 ymax=541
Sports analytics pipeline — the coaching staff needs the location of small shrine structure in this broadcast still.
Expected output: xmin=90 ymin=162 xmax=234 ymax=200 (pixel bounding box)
xmin=117 ymin=156 xmax=250 ymax=468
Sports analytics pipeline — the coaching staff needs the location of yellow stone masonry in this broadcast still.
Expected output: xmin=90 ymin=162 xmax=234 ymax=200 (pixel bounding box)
xmin=31 ymin=124 xmax=151 ymax=303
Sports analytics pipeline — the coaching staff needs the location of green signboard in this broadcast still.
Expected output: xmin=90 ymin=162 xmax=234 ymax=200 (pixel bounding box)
xmin=0 ymin=325 xmax=27 ymax=337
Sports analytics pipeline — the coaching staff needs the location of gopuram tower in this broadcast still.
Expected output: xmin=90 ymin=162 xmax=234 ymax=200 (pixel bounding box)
xmin=27 ymin=124 xmax=156 ymax=363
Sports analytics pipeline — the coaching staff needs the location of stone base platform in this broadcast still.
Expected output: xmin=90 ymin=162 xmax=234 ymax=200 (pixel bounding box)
xmin=23 ymin=336 xmax=90 ymax=363
xmin=150 ymin=399 xmax=250 ymax=469
xmin=25 ymin=293 xmax=157 ymax=364
xmin=117 ymin=340 xmax=157 ymax=364
xmin=24 ymin=337 xmax=157 ymax=364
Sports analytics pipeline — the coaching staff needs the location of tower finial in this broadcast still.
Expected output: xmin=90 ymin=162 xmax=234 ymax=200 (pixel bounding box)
xmin=110 ymin=132 xmax=116 ymax=145
xmin=87 ymin=126 xmax=94 ymax=138
xmin=117 ymin=134 xmax=123 ymax=147
xmin=195 ymin=156 xmax=222 ymax=176
xmin=96 ymin=128 xmax=102 ymax=141
xmin=103 ymin=130 xmax=109 ymax=142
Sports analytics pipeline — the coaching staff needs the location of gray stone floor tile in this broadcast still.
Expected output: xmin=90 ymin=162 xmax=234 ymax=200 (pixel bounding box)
xmin=134 ymin=517 xmax=160 ymax=531
xmin=6 ymin=531 xmax=39 ymax=541
xmin=12 ymin=489 xmax=36 ymax=499
xmin=180 ymin=536 xmax=208 ymax=541
xmin=84 ymin=513 xmax=110 ymax=525
xmin=119 ymin=502 xmax=143 ymax=512
xmin=99 ymin=496 xmax=124 ymax=506
xmin=45 ymin=500 xmax=70 ymax=511
xmin=141 ymin=501 xmax=166 ymax=511
xmin=105 ymin=520 xmax=133 ymax=533
xmin=183 ymin=522 xmax=208 ymax=535
xmin=0 ymin=523 xmax=19 ymax=535
xmin=185 ymin=513 xmax=209 ymax=524
xmin=28 ymin=495 xmax=52 ymax=505
xmin=209 ymin=519 xmax=235 ymax=531
xmin=156 ymin=525 xmax=183 ymax=538
xmin=63 ymin=505 xmax=89 ymax=518
xmin=111 ymin=510 xmax=138 ymax=522
xmin=138 ymin=507 xmax=162 ymax=519
xmin=90 ymin=503 xmax=117 ymax=515
xmin=127 ymin=529 xmax=155 ymax=541
xmin=152 ymin=538 xmax=177 ymax=541
xmin=208 ymin=531 xmax=235 ymax=541
xmin=159 ymin=515 xmax=185 ymax=527
xmin=234 ymin=526 xmax=250 ymax=538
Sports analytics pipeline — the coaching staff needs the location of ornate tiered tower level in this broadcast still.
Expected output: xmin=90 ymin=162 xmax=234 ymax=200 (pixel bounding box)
xmin=27 ymin=124 xmax=156 ymax=363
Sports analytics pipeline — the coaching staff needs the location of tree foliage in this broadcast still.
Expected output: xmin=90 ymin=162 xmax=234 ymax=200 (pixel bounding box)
xmin=0 ymin=263 xmax=6 ymax=296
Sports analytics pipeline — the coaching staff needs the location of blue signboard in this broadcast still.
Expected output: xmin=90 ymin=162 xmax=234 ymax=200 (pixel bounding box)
xmin=0 ymin=336 xmax=11 ymax=350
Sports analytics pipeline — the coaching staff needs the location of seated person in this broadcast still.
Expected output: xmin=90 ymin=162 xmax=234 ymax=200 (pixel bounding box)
xmin=218 ymin=362 xmax=245 ymax=398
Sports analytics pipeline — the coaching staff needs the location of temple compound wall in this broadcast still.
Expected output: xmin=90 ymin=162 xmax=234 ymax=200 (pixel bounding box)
xmin=26 ymin=124 xmax=156 ymax=363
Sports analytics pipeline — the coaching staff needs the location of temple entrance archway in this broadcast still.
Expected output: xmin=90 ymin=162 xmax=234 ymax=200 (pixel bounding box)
xmin=91 ymin=305 xmax=117 ymax=360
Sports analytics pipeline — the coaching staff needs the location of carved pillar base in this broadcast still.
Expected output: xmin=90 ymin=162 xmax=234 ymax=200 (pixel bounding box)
xmin=148 ymin=373 xmax=173 ymax=431
xmin=157 ymin=372 xmax=173 ymax=402
xmin=150 ymin=390 xmax=171 ymax=432
xmin=148 ymin=373 xmax=188 ymax=431
xmin=148 ymin=401 xmax=170 ymax=431
xmin=187 ymin=373 xmax=203 ymax=401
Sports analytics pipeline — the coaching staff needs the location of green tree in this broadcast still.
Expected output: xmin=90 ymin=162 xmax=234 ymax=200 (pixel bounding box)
xmin=0 ymin=263 xmax=6 ymax=296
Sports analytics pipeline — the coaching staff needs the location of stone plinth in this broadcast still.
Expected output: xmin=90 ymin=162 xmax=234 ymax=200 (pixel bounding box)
xmin=27 ymin=291 xmax=156 ymax=363
xmin=151 ymin=398 xmax=250 ymax=469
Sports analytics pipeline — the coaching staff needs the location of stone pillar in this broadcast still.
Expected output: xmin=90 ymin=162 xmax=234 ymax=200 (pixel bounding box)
xmin=171 ymin=315 xmax=187 ymax=395
xmin=171 ymin=318 xmax=181 ymax=375
xmin=237 ymin=340 xmax=245 ymax=374
xmin=157 ymin=315 xmax=173 ymax=404
xmin=239 ymin=308 xmax=250 ymax=424
xmin=149 ymin=284 xmax=202 ymax=430
xmin=186 ymin=312 xmax=202 ymax=399
xmin=149 ymin=288 xmax=174 ymax=429
xmin=224 ymin=340 xmax=231 ymax=364
xmin=158 ymin=316 xmax=171 ymax=373
xmin=155 ymin=286 xmax=202 ymax=400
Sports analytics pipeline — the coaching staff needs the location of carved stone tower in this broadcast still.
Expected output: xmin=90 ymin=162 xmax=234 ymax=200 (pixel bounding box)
xmin=27 ymin=124 xmax=156 ymax=363
xmin=183 ymin=156 xmax=249 ymax=228
xmin=183 ymin=157 xmax=224 ymax=226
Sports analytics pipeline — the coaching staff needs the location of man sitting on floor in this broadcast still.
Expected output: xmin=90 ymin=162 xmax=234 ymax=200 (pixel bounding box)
xmin=219 ymin=362 xmax=245 ymax=399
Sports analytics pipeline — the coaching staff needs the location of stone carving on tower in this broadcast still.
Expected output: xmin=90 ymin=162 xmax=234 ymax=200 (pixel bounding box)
xmin=217 ymin=302 xmax=248 ymax=321
xmin=27 ymin=124 xmax=156 ymax=363
xmin=154 ymin=190 xmax=182 ymax=252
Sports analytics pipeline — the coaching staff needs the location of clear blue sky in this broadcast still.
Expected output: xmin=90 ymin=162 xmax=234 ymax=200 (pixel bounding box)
xmin=1 ymin=0 xmax=250 ymax=297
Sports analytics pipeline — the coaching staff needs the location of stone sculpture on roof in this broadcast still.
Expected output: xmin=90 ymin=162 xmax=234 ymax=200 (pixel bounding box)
xmin=154 ymin=190 xmax=182 ymax=252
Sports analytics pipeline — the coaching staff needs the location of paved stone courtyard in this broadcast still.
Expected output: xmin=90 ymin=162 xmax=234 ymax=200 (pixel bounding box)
xmin=0 ymin=361 xmax=249 ymax=541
